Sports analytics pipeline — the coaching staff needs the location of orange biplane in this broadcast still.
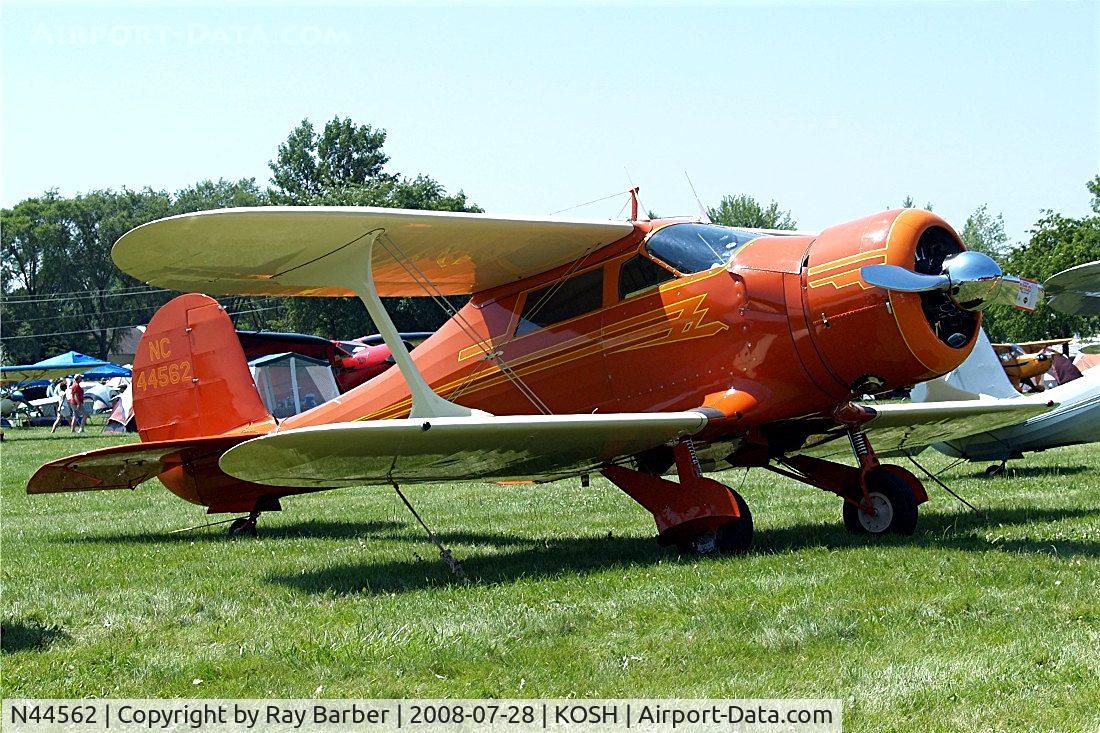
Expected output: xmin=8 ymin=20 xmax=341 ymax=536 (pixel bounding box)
xmin=28 ymin=200 xmax=1056 ymax=554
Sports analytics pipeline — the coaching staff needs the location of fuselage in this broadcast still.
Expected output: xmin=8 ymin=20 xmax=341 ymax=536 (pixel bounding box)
xmin=280 ymin=208 xmax=981 ymax=454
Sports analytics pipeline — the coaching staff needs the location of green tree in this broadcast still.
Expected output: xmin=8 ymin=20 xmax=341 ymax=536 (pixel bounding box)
xmin=269 ymin=117 xmax=392 ymax=201
xmin=707 ymin=194 xmax=796 ymax=230
xmin=172 ymin=177 xmax=269 ymax=214
xmin=1 ymin=189 xmax=174 ymax=362
xmin=1 ymin=118 xmax=481 ymax=362
xmin=981 ymin=179 xmax=1100 ymax=341
xmin=961 ymin=204 xmax=1010 ymax=259
xmin=900 ymin=196 xmax=934 ymax=211
xmin=264 ymin=117 xmax=481 ymax=338
xmin=1 ymin=180 xmax=275 ymax=363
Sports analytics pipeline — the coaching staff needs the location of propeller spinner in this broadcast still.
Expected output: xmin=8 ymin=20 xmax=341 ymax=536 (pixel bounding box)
xmin=861 ymin=251 xmax=1043 ymax=312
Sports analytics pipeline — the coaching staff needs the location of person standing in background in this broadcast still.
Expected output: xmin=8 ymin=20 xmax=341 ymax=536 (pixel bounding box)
xmin=50 ymin=378 xmax=69 ymax=434
xmin=68 ymin=376 xmax=85 ymax=433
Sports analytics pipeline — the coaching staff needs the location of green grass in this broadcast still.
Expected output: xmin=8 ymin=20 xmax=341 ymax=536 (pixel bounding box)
xmin=2 ymin=428 xmax=1098 ymax=732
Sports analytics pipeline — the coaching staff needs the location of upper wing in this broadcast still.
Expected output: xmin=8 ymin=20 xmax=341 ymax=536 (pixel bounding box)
xmin=795 ymin=396 xmax=1056 ymax=459
xmin=1045 ymin=260 xmax=1100 ymax=316
xmin=219 ymin=412 xmax=708 ymax=487
xmin=1 ymin=364 xmax=103 ymax=386
xmin=991 ymin=338 xmax=1073 ymax=353
xmin=113 ymin=207 xmax=635 ymax=297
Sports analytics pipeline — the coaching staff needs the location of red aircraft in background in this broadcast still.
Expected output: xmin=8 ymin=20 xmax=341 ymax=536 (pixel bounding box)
xmin=29 ymin=198 xmax=1055 ymax=554
xmin=236 ymin=329 xmax=432 ymax=393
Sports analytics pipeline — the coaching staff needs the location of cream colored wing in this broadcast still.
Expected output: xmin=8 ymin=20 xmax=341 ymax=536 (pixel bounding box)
xmin=797 ymin=396 xmax=1057 ymax=459
xmin=218 ymin=412 xmax=707 ymax=487
xmin=113 ymin=207 xmax=635 ymax=297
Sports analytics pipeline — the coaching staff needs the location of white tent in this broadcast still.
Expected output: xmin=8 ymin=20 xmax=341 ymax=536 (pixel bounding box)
xmin=248 ymin=352 xmax=339 ymax=419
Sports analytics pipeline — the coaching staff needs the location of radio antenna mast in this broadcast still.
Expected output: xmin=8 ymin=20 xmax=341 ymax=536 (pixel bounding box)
xmin=685 ymin=171 xmax=711 ymax=224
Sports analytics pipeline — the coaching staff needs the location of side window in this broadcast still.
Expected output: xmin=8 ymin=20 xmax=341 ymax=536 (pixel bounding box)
xmin=618 ymin=255 xmax=676 ymax=299
xmin=515 ymin=268 xmax=604 ymax=336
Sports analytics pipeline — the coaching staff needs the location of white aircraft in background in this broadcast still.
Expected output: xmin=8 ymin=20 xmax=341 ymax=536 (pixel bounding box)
xmin=911 ymin=330 xmax=1099 ymax=474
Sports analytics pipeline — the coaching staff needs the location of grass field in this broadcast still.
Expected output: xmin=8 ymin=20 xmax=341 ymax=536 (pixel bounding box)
xmin=2 ymin=427 xmax=1097 ymax=732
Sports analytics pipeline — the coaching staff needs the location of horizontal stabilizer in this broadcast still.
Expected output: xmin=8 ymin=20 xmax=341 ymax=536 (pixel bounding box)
xmin=27 ymin=436 xmax=245 ymax=494
xmin=219 ymin=412 xmax=709 ymax=488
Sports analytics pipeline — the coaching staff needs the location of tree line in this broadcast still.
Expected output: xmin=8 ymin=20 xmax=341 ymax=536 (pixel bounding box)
xmin=2 ymin=117 xmax=1097 ymax=364
xmin=1 ymin=118 xmax=478 ymax=364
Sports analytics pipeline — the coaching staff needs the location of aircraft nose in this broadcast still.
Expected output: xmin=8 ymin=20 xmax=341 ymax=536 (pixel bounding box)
xmin=798 ymin=209 xmax=981 ymax=393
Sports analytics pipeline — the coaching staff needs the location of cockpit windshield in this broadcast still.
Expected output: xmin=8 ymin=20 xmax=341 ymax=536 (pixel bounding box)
xmin=644 ymin=222 xmax=760 ymax=274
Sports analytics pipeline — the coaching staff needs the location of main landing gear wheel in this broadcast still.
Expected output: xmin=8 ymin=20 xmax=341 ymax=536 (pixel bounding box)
xmin=984 ymin=461 xmax=1007 ymax=477
xmin=842 ymin=472 xmax=918 ymax=536
xmin=679 ymin=489 xmax=754 ymax=556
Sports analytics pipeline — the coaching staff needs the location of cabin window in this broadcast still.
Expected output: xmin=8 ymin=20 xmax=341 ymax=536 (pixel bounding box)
xmin=645 ymin=222 xmax=759 ymax=274
xmin=618 ymin=255 xmax=676 ymax=299
xmin=515 ymin=268 xmax=604 ymax=335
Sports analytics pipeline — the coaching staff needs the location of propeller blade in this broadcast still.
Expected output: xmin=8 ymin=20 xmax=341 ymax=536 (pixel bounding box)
xmin=936 ymin=251 xmax=1041 ymax=312
xmin=1044 ymin=260 xmax=1100 ymax=316
xmin=859 ymin=264 xmax=949 ymax=292
xmin=979 ymin=276 xmax=1044 ymax=312
xmin=861 ymin=251 xmax=1042 ymax=313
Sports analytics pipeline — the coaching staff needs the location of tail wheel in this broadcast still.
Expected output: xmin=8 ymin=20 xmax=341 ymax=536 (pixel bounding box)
xmin=228 ymin=516 xmax=258 ymax=538
xmin=984 ymin=462 xmax=1006 ymax=477
xmin=679 ymin=489 xmax=754 ymax=555
xmin=843 ymin=471 xmax=918 ymax=536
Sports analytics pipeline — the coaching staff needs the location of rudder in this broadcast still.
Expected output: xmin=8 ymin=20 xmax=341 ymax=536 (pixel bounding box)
xmin=132 ymin=293 xmax=273 ymax=441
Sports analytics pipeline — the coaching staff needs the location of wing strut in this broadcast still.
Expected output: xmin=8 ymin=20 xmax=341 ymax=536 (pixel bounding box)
xmin=276 ymin=230 xmax=482 ymax=419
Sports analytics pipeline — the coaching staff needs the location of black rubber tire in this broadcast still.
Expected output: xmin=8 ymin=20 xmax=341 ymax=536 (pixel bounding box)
xmin=842 ymin=501 xmax=868 ymax=534
xmin=715 ymin=489 xmax=754 ymax=554
xmin=674 ymin=489 xmax=754 ymax=555
xmin=984 ymin=463 xmax=1005 ymax=477
xmin=842 ymin=471 xmax=919 ymax=536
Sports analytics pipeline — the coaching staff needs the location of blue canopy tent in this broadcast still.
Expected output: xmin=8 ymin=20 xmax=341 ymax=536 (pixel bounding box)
xmin=83 ymin=362 xmax=132 ymax=379
xmin=1 ymin=351 xmax=115 ymax=385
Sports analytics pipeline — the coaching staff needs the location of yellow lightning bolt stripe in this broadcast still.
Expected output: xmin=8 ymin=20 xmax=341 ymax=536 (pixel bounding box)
xmin=806 ymin=246 xmax=888 ymax=275
xmin=807 ymin=249 xmax=889 ymax=290
xmin=360 ymin=292 xmax=729 ymax=420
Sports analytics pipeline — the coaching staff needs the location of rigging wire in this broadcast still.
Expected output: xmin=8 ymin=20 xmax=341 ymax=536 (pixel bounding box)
xmin=549 ymin=188 xmax=635 ymax=216
xmin=375 ymin=233 xmax=552 ymax=414
xmin=519 ymin=243 xmax=598 ymax=327
xmin=0 ymin=304 xmax=286 ymax=340
xmin=10 ymin=302 xmax=165 ymax=323
xmin=2 ymin=281 xmax=169 ymax=299
xmin=376 ymin=233 xmax=553 ymax=415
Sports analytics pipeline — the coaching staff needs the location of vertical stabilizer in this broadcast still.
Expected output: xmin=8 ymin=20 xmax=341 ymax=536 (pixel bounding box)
xmin=132 ymin=293 xmax=273 ymax=441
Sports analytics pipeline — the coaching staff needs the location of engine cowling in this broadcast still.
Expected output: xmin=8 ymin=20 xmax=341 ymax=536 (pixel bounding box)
xmin=797 ymin=209 xmax=978 ymax=394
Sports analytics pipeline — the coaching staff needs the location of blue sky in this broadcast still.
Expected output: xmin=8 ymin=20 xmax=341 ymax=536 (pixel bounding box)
xmin=3 ymin=1 xmax=1097 ymax=242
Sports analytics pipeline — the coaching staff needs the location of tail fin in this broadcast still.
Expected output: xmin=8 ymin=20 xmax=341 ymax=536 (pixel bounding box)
xmin=132 ymin=293 xmax=273 ymax=441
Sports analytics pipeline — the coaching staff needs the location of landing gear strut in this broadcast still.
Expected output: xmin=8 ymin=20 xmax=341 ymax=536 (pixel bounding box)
xmin=763 ymin=404 xmax=929 ymax=537
xmin=228 ymin=510 xmax=261 ymax=537
xmin=603 ymin=440 xmax=753 ymax=555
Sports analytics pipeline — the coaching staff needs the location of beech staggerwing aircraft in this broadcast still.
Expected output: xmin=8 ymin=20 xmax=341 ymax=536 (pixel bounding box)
xmin=28 ymin=200 xmax=1060 ymax=553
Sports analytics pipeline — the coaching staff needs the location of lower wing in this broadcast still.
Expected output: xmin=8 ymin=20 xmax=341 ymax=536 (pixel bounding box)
xmin=218 ymin=412 xmax=708 ymax=488
xmin=795 ymin=396 xmax=1057 ymax=459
